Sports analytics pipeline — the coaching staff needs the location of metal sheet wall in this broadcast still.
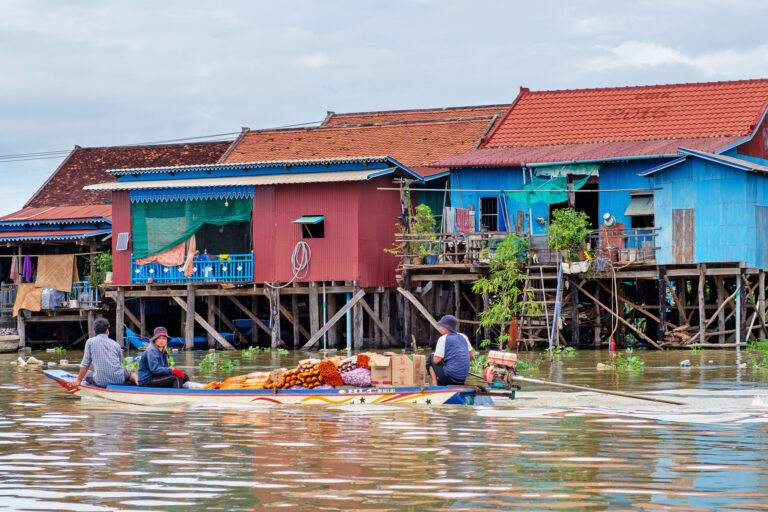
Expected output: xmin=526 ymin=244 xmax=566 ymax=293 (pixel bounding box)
xmin=111 ymin=190 xmax=132 ymax=285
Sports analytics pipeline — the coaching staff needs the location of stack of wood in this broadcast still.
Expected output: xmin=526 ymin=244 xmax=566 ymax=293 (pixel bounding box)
xmin=662 ymin=325 xmax=694 ymax=347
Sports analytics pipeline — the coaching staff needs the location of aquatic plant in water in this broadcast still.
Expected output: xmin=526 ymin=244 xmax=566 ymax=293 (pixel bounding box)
xmin=122 ymin=356 xmax=140 ymax=372
xmin=604 ymin=348 xmax=645 ymax=371
xmin=198 ymin=352 xmax=241 ymax=373
xmin=52 ymin=346 xmax=66 ymax=354
xmin=469 ymin=353 xmax=488 ymax=374
xmin=546 ymin=346 xmax=576 ymax=356
xmin=241 ymin=346 xmax=289 ymax=358
xmin=516 ymin=357 xmax=544 ymax=374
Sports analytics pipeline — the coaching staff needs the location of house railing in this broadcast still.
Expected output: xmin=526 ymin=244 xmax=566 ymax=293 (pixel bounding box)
xmin=131 ymin=253 xmax=254 ymax=284
xmin=0 ymin=284 xmax=16 ymax=312
xmin=396 ymin=227 xmax=659 ymax=268
xmin=67 ymin=281 xmax=100 ymax=309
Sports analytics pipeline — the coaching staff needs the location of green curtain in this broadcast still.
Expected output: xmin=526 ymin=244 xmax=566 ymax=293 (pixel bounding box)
xmin=131 ymin=198 xmax=252 ymax=259
xmin=505 ymin=176 xmax=590 ymax=207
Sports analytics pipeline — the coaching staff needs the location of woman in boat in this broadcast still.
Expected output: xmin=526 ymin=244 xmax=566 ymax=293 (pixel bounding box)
xmin=427 ymin=314 xmax=475 ymax=386
xmin=138 ymin=326 xmax=189 ymax=388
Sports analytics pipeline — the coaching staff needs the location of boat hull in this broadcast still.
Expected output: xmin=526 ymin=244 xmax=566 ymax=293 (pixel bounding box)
xmin=42 ymin=369 xmax=488 ymax=406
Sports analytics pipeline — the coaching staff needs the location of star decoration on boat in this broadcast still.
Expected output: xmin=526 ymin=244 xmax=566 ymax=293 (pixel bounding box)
xmin=359 ymin=397 xmax=365 ymax=404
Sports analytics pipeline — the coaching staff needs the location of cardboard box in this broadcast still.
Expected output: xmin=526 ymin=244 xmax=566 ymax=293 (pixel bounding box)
xmin=391 ymin=353 xmax=427 ymax=387
xmin=370 ymin=355 xmax=392 ymax=385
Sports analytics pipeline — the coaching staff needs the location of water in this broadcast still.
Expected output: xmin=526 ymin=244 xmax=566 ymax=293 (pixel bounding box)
xmin=1 ymin=348 xmax=768 ymax=511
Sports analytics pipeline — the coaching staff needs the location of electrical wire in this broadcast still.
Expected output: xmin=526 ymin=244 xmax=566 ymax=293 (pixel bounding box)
xmin=264 ymin=241 xmax=311 ymax=289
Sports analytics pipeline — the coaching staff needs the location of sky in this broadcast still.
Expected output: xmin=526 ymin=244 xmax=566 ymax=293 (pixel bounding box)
xmin=2 ymin=0 xmax=768 ymax=213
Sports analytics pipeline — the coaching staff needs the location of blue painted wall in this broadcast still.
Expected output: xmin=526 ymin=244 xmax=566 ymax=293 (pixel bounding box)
xmin=598 ymin=159 xmax=659 ymax=227
xmin=651 ymin=157 xmax=768 ymax=268
xmin=450 ymin=167 xmax=550 ymax=234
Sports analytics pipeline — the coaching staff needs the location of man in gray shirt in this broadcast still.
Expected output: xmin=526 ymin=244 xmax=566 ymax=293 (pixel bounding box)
xmin=72 ymin=317 xmax=138 ymax=388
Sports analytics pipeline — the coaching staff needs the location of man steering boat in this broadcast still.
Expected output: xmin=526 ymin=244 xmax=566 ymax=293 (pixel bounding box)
xmin=426 ymin=314 xmax=475 ymax=386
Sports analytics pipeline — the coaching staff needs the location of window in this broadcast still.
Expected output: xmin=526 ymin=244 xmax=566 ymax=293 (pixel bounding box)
xmin=479 ymin=197 xmax=498 ymax=232
xmin=293 ymin=215 xmax=325 ymax=239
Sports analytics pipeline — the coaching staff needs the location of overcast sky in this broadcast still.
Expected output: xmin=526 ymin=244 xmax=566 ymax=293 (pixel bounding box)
xmin=2 ymin=0 xmax=768 ymax=213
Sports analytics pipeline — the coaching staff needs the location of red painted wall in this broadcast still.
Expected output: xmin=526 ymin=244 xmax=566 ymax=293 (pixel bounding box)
xmin=252 ymin=178 xmax=400 ymax=287
xmin=111 ymin=191 xmax=132 ymax=285
xmin=738 ymin=112 xmax=768 ymax=159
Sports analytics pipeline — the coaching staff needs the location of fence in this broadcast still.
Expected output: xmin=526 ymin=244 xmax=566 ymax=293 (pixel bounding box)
xmin=131 ymin=253 xmax=254 ymax=284
xmin=67 ymin=281 xmax=100 ymax=309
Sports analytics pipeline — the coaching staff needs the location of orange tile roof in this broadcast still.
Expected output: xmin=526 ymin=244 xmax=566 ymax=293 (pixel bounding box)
xmin=486 ymin=79 xmax=768 ymax=148
xmin=322 ymin=104 xmax=508 ymax=126
xmin=223 ymin=118 xmax=499 ymax=177
xmin=0 ymin=205 xmax=112 ymax=222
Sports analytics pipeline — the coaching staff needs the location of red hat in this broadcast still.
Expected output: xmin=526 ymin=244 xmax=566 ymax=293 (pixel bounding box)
xmin=150 ymin=326 xmax=169 ymax=343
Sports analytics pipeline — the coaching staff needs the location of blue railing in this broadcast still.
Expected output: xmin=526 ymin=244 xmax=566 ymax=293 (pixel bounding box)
xmin=67 ymin=280 xmax=100 ymax=309
xmin=130 ymin=253 xmax=254 ymax=284
xmin=0 ymin=284 xmax=16 ymax=312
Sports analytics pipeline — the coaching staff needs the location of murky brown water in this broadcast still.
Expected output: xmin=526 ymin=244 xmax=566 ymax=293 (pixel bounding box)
xmin=2 ymin=348 xmax=768 ymax=511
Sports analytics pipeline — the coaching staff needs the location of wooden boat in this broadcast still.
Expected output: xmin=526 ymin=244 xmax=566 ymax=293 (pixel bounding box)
xmin=43 ymin=369 xmax=492 ymax=406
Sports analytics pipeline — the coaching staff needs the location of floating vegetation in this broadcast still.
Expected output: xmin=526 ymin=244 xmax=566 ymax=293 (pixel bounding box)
xmin=51 ymin=346 xmax=66 ymax=354
xmin=749 ymin=354 xmax=768 ymax=369
xmin=546 ymin=346 xmax=576 ymax=356
xmin=469 ymin=353 xmax=488 ymax=374
xmin=516 ymin=356 xmax=544 ymax=374
xmin=747 ymin=339 xmax=768 ymax=353
xmin=604 ymin=348 xmax=645 ymax=371
xmin=122 ymin=356 xmax=140 ymax=372
xmin=689 ymin=345 xmax=703 ymax=353
xmin=199 ymin=352 xmax=241 ymax=373
xmin=241 ymin=346 xmax=290 ymax=358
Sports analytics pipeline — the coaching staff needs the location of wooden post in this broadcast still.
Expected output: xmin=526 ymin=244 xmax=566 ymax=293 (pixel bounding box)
xmin=206 ymin=296 xmax=215 ymax=348
xmin=87 ymin=310 xmax=95 ymax=339
xmin=327 ymin=293 xmax=338 ymax=348
xmin=16 ymin=314 xmax=25 ymax=349
xmin=139 ymin=298 xmax=147 ymax=338
xmin=657 ymin=267 xmax=666 ymax=343
xmin=116 ymin=288 xmax=125 ymax=348
xmin=516 ymin=211 xmax=524 ymax=235
xmin=302 ymin=289 xmax=366 ymax=349
xmin=382 ymin=289 xmax=391 ymax=348
xmin=473 ymin=292 xmax=482 ymax=346
xmin=308 ymin=282 xmax=320 ymax=337
xmin=698 ymin=265 xmax=706 ymax=344
xmin=353 ymin=284 xmax=364 ymax=349
xmin=483 ymin=293 xmax=490 ymax=342
xmin=251 ymin=296 xmax=259 ymax=346
xmin=185 ymin=283 xmax=195 ymax=350
xmin=171 ymin=297 xmax=233 ymax=349
xmin=269 ymin=288 xmax=280 ymax=349
xmin=291 ymin=294 xmax=300 ymax=348
xmin=594 ymin=283 xmax=601 ymax=347
xmin=454 ymin=281 xmax=460 ymax=319
xmin=760 ymin=271 xmax=766 ymax=343
xmin=403 ymin=272 xmax=412 ymax=348
xmin=717 ymin=277 xmax=726 ymax=344
xmin=373 ymin=292 xmax=381 ymax=347
xmin=571 ymin=285 xmax=580 ymax=349
xmin=740 ymin=272 xmax=748 ymax=343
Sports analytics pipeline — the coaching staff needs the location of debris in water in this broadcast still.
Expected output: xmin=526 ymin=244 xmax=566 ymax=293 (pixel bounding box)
xmin=679 ymin=360 xmax=691 ymax=367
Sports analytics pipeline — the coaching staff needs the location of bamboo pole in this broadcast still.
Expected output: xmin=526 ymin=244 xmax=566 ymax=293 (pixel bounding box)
xmin=513 ymin=375 xmax=685 ymax=406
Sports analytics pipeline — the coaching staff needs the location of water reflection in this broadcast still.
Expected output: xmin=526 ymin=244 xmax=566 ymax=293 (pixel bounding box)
xmin=0 ymin=349 xmax=766 ymax=510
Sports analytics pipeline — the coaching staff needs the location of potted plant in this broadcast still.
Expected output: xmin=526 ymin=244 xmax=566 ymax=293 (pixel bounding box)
xmin=409 ymin=204 xmax=437 ymax=265
xmin=87 ymin=252 xmax=113 ymax=287
xmin=546 ymin=208 xmax=591 ymax=273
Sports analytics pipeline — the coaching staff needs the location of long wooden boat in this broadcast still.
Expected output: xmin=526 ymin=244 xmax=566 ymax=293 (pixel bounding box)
xmin=43 ymin=369 xmax=492 ymax=406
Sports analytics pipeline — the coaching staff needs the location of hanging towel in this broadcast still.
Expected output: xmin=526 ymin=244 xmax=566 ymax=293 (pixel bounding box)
xmin=455 ymin=208 xmax=472 ymax=233
xmin=9 ymin=256 xmax=18 ymax=282
xmin=135 ymin=240 xmax=186 ymax=267
xmin=35 ymin=254 xmax=77 ymax=292
xmin=182 ymin=235 xmax=197 ymax=278
xmin=22 ymin=255 xmax=32 ymax=283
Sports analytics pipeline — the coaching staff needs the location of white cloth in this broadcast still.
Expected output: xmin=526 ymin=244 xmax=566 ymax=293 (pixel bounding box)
xmin=434 ymin=333 xmax=472 ymax=359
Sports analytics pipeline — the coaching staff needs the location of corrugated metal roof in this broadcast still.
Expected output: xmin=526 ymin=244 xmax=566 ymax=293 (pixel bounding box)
xmin=85 ymin=169 xmax=399 ymax=192
xmin=0 ymin=228 xmax=111 ymax=242
xmin=432 ymin=136 xmax=742 ymax=168
xmin=105 ymin=156 xmax=403 ymax=175
xmin=0 ymin=205 xmax=112 ymax=224
xmin=640 ymin=147 xmax=768 ymax=176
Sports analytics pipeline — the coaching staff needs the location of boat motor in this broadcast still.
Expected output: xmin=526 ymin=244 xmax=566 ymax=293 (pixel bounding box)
xmin=483 ymin=350 xmax=518 ymax=388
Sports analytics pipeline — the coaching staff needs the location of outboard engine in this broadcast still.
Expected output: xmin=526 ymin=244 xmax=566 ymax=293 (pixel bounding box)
xmin=483 ymin=350 xmax=518 ymax=388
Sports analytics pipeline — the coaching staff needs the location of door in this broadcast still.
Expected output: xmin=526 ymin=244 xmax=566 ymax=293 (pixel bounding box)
xmin=672 ymin=208 xmax=694 ymax=264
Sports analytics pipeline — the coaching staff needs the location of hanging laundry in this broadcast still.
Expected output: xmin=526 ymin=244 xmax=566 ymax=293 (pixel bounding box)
xmin=135 ymin=240 xmax=186 ymax=267
xmin=455 ymin=208 xmax=472 ymax=233
xmin=9 ymin=256 xmax=18 ymax=282
xmin=182 ymin=235 xmax=197 ymax=278
xmin=22 ymin=255 xmax=32 ymax=283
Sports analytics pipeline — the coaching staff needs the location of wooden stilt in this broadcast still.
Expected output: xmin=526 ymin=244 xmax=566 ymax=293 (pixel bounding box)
xmin=698 ymin=265 xmax=706 ymax=344
xmin=291 ymin=294 xmax=300 ymax=348
xmin=740 ymin=272 xmax=748 ymax=342
xmin=16 ymin=314 xmax=25 ymax=349
xmin=382 ymin=289 xmax=391 ymax=348
xmin=251 ymin=296 xmax=259 ymax=345
xmin=353 ymin=284 xmax=364 ymax=349
xmin=116 ymin=288 xmax=125 ymax=348
xmin=228 ymin=296 xmax=271 ymax=338
xmin=269 ymin=288 xmax=281 ymax=349
xmin=473 ymin=292 xmax=482 ymax=346
xmin=397 ymin=287 xmax=441 ymax=332
xmin=571 ymin=285 xmax=580 ymax=349
xmin=373 ymin=292 xmax=381 ymax=347
xmin=359 ymin=297 xmax=397 ymax=346
xmin=657 ymin=267 xmax=667 ymax=343
xmin=308 ymin=282 xmax=320 ymax=337
xmin=171 ymin=296 xmax=233 ymax=349
xmin=185 ymin=284 xmax=195 ymax=350
xmin=327 ymin=293 xmax=338 ymax=348
xmin=453 ymin=281 xmax=460 ymax=319
xmin=717 ymin=277 xmax=726 ymax=344
xmin=87 ymin=310 xmax=95 ymax=339
xmin=403 ymin=272 xmax=412 ymax=348
xmin=594 ymin=284 xmax=601 ymax=347
xmin=206 ymin=296 xmax=215 ymax=348
xmin=139 ymin=298 xmax=147 ymax=337
xmin=760 ymin=271 xmax=766 ymax=342
xmin=302 ymin=289 xmax=365 ymax=349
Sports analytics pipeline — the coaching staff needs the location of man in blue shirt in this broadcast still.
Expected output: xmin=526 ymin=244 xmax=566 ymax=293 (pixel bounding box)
xmin=427 ymin=314 xmax=475 ymax=386
xmin=72 ymin=318 xmax=137 ymax=388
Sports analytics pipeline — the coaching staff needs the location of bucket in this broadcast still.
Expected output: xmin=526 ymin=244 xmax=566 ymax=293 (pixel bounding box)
xmin=105 ymin=271 xmax=113 ymax=283
xmin=69 ymin=299 xmax=79 ymax=308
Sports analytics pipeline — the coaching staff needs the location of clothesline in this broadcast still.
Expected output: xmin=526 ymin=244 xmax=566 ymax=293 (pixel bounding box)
xmin=0 ymin=251 xmax=101 ymax=258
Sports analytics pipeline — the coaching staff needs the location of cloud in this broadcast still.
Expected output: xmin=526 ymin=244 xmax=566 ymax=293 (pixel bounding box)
xmin=585 ymin=40 xmax=768 ymax=77
xmin=295 ymin=52 xmax=329 ymax=68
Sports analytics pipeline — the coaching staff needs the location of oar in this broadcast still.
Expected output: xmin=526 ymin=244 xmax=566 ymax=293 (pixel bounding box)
xmin=512 ymin=375 xmax=685 ymax=406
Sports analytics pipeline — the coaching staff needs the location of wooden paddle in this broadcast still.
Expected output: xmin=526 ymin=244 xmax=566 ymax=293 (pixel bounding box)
xmin=512 ymin=375 xmax=686 ymax=405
